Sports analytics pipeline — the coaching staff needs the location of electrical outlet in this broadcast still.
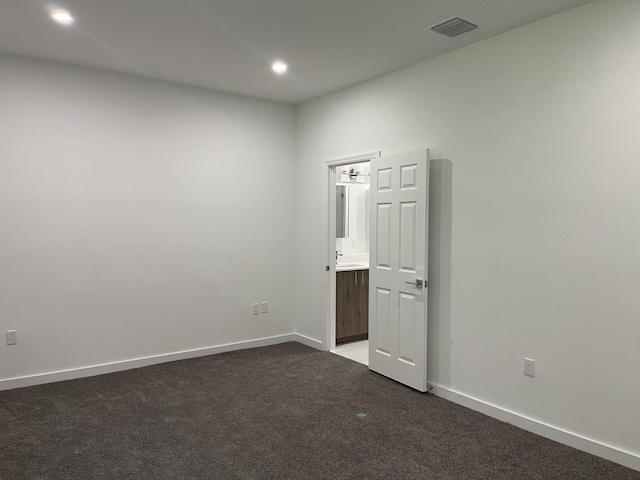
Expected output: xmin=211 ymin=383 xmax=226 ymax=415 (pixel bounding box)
xmin=252 ymin=303 xmax=260 ymax=315
xmin=6 ymin=330 xmax=17 ymax=345
xmin=524 ymin=358 xmax=535 ymax=377
xmin=261 ymin=302 xmax=268 ymax=314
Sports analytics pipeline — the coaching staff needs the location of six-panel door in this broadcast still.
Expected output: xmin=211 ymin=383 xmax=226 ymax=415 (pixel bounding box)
xmin=368 ymin=149 xmax=429 ymax=392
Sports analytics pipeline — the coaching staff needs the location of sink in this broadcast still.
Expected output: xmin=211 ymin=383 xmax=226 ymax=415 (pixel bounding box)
xmin=336 ymin=262 xmax=369 ymax=271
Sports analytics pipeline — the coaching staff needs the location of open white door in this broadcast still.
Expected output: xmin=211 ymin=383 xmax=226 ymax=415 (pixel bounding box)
xmin=369 ymin=149 xmax=429 ymax=391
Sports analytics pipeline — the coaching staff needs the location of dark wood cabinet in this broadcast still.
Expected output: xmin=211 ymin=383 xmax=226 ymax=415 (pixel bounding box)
xmin=336 ymin=269 xmax=369 ymax=344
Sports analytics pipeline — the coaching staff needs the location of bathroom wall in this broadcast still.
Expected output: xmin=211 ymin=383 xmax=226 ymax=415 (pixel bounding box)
xmin=336 ymin=167 xmax=369 ymax=261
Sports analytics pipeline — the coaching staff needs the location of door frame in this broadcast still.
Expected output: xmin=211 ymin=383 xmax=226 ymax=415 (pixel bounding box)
xmin=324 ymin=150 xmax=380 ymax=352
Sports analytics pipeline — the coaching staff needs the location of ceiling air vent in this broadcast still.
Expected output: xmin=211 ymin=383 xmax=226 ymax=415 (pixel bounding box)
xmin=430 ymin=17 xmax=478 ymax=38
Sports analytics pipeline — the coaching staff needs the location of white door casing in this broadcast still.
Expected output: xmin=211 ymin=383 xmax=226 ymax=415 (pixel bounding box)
xmin=369 ymin=149 xmax=429 ymax=391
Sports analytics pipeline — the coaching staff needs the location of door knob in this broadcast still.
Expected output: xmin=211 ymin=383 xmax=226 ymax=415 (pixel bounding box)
xmin=404 ymin=279 xmax=423 ymax=287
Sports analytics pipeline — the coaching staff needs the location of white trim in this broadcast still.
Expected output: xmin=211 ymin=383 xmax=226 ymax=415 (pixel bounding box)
xmin=0 ymin=334 xmax=296 ymax=392
xmin=325 ymin=150 xmax=380 ymax=351
xmin=326 ymin=165 xmax=338 ymax=351
xmin=324 ymin=150 xmax=380 ymax=168
xmin=294 ymin=334 xmax=323 ymax=350
xmin=429 ymin=383 xmax=640 ymax=472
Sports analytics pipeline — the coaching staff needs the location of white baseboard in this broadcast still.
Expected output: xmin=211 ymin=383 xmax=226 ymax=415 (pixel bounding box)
xmin=293 ymin=333 xmax=324 ymax=350
xmin=0 ymin=334 xmax=297 ymax=392
xmin=429 ymin=383 xmax=640 ymax=472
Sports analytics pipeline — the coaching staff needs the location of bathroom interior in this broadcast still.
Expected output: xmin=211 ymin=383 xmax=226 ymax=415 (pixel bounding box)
xmin=334 ymin=162 xmax=370 ymax=365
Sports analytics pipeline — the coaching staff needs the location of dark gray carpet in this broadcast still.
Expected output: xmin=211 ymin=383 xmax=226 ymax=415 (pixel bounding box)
xmin=0 ymin=342 xmax=638 ymax=479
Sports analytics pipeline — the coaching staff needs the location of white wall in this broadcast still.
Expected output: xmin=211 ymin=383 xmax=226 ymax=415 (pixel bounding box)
xmin=295 ymin=0 xmax=640 ymax=466
xmin=0 ymin=53 xmax=297 ymax=382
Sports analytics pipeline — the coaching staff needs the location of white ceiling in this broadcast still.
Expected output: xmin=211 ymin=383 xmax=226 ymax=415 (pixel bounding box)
xmin=0 ymin=0 xmax=594 ymax=104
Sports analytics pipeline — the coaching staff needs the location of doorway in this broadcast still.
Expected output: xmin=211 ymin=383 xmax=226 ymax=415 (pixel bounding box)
xmin=335 ymin=162 xmax=370 ymax=364
xmin=324 ymin=151 xmax=380 ymax=365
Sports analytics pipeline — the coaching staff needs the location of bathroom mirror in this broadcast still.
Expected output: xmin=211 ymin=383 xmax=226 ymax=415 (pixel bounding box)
xmin=336 ymin=185 xmax=349 ymax=238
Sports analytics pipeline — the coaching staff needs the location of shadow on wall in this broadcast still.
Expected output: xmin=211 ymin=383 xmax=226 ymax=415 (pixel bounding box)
xmin=427 ymin=159 xmax=453 ymax=387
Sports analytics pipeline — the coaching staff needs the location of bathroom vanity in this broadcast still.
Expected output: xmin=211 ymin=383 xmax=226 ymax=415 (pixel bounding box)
xmin=336 ymin=265 xmax=369 ymax=344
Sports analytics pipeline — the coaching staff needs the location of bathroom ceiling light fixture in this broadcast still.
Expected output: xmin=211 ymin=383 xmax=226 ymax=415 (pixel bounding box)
xmin=341 ymin=168 xmax=370 ymax=179
xmin=50 ymin=9 xmax=74 ymax=26
xmin=272 ymin=61 xmax=288 ymax=75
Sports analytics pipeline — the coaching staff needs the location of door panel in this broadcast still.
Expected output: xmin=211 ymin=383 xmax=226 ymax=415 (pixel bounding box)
xmin=376 ymin=203 xmax=392 ymax=269
xmin=400 ymin=202 xmax=417 ymax=271
xmin=374 ymin=287 xmax=391 ymax=356
xmin=399 ymin=292 xmax=416 ymax=364
xmin=369 ymin=149 xmax=429 ymax=391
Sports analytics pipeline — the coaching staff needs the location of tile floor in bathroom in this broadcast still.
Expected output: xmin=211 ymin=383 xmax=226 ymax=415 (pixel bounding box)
xmin=332 ymin=340 xmax=368 ymax=366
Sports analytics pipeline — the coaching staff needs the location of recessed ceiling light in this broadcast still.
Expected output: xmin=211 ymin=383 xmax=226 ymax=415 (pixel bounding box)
xmin=272 ymin=61 xmax=288 ymax=75
xmin=51 ymin=9 xmax=74 ymax=26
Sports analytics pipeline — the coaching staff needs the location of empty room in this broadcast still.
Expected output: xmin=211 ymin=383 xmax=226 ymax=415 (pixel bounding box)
xmin=1 ymin=0 xmax=639 ymax=478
